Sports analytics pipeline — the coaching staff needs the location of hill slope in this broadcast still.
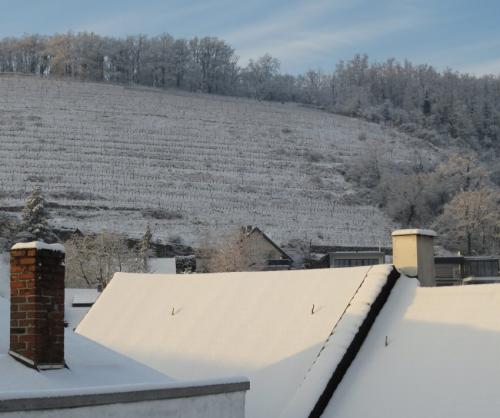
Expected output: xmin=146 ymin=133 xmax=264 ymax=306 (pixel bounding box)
xmin=0 ymin=75 xmax=436 ymax=247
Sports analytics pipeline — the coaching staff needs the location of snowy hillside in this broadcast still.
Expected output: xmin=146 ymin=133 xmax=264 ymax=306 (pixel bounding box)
xmin=0 ymin=75 xmax=435 ymax=247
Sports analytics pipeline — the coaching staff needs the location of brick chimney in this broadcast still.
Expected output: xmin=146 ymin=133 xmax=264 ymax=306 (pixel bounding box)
xmin=392 ymin=229 xmax=436 ymax=287
xmin=9 ymin=242 xmax=65 ymax=369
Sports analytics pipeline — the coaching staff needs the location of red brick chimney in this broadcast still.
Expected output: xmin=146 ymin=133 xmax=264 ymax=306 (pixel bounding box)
xmin=9 ymin=242 xmax=65 ymax=369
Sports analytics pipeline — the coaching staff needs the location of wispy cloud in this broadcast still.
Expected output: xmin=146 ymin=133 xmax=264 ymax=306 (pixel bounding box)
xmin=223 ymin=0 xmax=424 ymax=71
xmin=460 ymin=58 xmax=500 ymax=76
xmin=223 ymin=0 xmax=360 ymax=45
xmin=238 ymin=18 xmax=414 ymax=62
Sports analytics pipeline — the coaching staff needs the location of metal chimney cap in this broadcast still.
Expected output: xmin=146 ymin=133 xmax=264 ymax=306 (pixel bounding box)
xmin=392 ymin=229 xmax=437 ymax=237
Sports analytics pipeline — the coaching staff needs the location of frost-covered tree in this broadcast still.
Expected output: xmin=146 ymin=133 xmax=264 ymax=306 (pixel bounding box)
xmin=138 ymin=224 xmax=153 ymax=271
xmin=1 ymin=34 xmax=499 ymax=151
xmin=434 ymin=188 xmax=500 ymax=255
xmin=241 ymin=54 xmax=280 ymax=99
xmin=201 ymin=228 xmax=255 ymax=273
xmin=0 ymin=213 xmax=18 ymax=250
xmin=65 ymin=232 xmax=142 ymax=289
xmin=21 ymin=185 xmax=53 ymax=241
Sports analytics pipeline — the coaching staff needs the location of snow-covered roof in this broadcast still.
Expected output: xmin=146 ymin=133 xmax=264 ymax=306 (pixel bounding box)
xmin=281 ymin=265 xmax=396 ymax=418
xmin=0 ymin=294 xmax=173 ymax=400
xmin=322 ymin=279 xmax=500 ymax=418
xmin=77 ymin=265 xmax=395 ymax=418
xmin=11 ymin=241 xmax=65 ymax=253
xmin=69 ymin=288 xmax=100 ymax=306
xmin=149 ymin=257 xmax=176 ymax=274
xmin=0 ymin=293 xmax=248 ymax=411
xmin=391 ymin=229 xmax=437 ymax=237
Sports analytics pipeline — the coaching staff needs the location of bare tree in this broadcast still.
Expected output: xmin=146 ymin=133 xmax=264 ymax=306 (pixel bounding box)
xmin=200 ymin=228 xmax=257 ymax=273
xmin=434 ymin=188 xmax=500 ymax=255
xmin=65 ymin=232 xmax=142 ymax=289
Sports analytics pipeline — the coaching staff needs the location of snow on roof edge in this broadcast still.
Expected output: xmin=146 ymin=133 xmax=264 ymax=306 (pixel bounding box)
xmin=11 ymin=242 xmax=65 ymax=253
xmin=392 ymin=229 xmax=436 ymax=237
xmin=0 ymin=376 xmax=250 ymax=401
xmin=280 ymin=264 xmax=395 ymax=418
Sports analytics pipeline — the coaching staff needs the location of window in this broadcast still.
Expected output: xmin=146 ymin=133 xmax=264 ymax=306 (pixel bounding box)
xmin=333 ymin=258 xmax=379 ymax=267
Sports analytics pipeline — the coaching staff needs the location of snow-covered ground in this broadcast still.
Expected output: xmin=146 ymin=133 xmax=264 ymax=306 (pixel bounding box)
xmin=0 ymin=75 xmax=438 ymax=247
xmin=323 ymin=278 xmax=500 ymax=418
xmin=0 ymin=253 xmax=8 ymax=299
xmin=65 ymin=288 xmax=100 ymax=329
xmin=77 ymin=265 xmax=393 ymax=418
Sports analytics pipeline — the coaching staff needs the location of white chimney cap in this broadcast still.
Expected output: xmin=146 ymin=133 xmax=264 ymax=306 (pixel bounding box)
xmin=392 ymin=229 xmax=437 ymax=237
xmin=11 ymin=241 xmax=65 ymax=253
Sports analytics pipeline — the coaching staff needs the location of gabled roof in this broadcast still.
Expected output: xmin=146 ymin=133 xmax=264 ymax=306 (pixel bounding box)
xmin=76 ymin=264 xmax=395 ymax=418
xmin=244 ymin=226 xmax=292 ymax=261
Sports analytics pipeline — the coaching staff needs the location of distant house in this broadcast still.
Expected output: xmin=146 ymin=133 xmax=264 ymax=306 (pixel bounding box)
xmin=197 ymin=226 xmax=293 ymax=272
xmin=435 ymin=255 xmax=500 ymax=286
xmin=240 ymin=226 xmax=293 ymax=270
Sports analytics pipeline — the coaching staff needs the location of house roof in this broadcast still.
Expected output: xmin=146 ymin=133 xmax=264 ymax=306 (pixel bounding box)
xmin=76 ymin=264 xmax=395 ymax=418
xmin=0 ymin=294 xmax=174 ymax=400
xmin=435 ymin=255 xmax=500 ymax=264
xmin=392 ymin=229 xmax=437 ymax=237
xmin=330 ymin=251 xmax=385 ymax=257
xmin=245 ymin=226 xmax=293 ymax=261
xmin=435 ymin=256 xmax=464 ymax=264
xmin=320 ymin=279 xmax=500 ymax=418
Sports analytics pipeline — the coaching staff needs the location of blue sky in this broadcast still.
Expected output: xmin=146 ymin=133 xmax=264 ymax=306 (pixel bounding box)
xmin=1 ymin=0 xmax=499 ymax=75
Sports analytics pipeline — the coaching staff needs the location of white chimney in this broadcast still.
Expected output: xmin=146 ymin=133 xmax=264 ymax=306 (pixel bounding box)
xmin=392 ymin=229 xmax=436 ymax=287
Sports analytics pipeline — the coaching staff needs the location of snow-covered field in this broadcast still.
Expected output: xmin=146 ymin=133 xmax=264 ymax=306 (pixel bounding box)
xmin=0 ymin=75 xmax=433 ymax=247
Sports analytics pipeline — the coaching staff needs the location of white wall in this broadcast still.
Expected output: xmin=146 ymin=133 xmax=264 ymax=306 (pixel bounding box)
xmin=1 ymin=392 xmax=246 ymax=418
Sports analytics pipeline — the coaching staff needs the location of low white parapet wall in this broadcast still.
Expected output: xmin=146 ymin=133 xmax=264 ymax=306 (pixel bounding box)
xmin=0 ymin=381 xmax=249 ymax=418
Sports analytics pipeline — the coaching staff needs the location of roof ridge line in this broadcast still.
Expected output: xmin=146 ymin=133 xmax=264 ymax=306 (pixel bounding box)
xmin=279 ymin=265 xmax=400 ymax=418
xmin=303 ymin=265 xmax=375 ymax=378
